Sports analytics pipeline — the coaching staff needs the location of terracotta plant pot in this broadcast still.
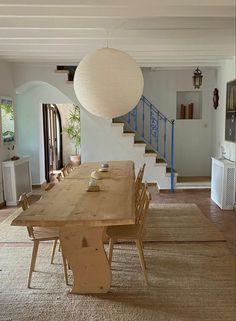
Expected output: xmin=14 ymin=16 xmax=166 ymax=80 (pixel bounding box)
xmin=70 ymin=154 xmax=81 ymax=166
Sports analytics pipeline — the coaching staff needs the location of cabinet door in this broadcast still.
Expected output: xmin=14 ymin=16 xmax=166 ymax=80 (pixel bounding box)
xmin=211 ymin=161 xmax=223 ymax=207
xmin=2 ymin=166 xmax=15 ymax=204
xmin=15 ymin=161 xmax=31 ymax=201
xmin=225 ymin=111 xmax=236 ymax=142
xmin=226 ymin=79 xmax=236 ymax=111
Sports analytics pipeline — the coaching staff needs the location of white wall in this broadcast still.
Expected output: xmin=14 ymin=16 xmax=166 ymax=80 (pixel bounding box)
xmin=81 ymin=108 xmax=151 ymax=177
xmin=212 ymin=57 xmax=236 ymax=161
xmin=12 ymin=62 xmax=79 ymax=105
xmin=16 ymin=83 xmax=73 ymax=185
xmin=10 ymin=62 xmax=232 ymax=181
xmin=142 ymin=68 xmax=217 ymax=176
xmin=0 ymin=60 xmax=16 ymax=204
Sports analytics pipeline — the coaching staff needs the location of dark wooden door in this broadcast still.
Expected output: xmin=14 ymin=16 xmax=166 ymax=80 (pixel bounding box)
xmin=43 ymin=104 xmax=63 ymax=182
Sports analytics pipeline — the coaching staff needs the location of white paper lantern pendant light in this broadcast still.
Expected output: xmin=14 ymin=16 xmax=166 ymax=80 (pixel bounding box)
xmin=74 ymin=48 xmax=144 ymax=119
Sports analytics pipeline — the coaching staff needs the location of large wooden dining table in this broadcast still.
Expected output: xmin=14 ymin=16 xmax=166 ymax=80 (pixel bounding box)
xmin=11 ymin=161 xmax=135 ymax=294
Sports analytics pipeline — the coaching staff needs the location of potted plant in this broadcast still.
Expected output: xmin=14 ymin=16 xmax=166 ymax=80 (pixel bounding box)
xmin=64 ymin=105 xmax=81 ymax=165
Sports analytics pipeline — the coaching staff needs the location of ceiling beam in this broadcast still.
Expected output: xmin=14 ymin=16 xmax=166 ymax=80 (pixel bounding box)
xmin=0 ymin=17 xmax=234 ymax=30
xmin=0 ymin=5 xmax=234 ymax=18
xmin=0 ymin=0 xmax=234 ymax=6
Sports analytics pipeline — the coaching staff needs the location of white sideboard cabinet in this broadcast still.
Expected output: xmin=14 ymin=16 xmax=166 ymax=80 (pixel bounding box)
xmin=2 ymin=157 xmax=32 ymax=206
xmin=211 ymin=157 xmax=236 ymax=210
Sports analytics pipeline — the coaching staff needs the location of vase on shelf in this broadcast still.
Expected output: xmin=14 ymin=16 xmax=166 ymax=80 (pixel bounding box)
xmin=188 ymin=103 xmax=194 ymax=119
xmin=180 ymin=104 xmax=186 ymax=119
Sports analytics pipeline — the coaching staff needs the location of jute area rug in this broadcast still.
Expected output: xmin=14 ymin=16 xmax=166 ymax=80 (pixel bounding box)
xmin=144 ymin=203 xmax=225 ymax=242
xmin=0 ymin=242 xmax=235 ymax=321
xmin=0 ymin=203 xmax=225 ymax=243
xmin=0 ymin=203 xmax=234 ymax=321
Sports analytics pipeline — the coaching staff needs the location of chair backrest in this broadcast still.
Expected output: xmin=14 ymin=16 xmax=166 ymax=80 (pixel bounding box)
xmin=135 ymin=163 xmax=146 ymax=203
xmin=135 ymin=180 xmax=145 ymax=214
xmin=135 ymin=184 xmax=151 ymax=236
xmin=66 ymin=163 xmax=73 ymax=173
xmin=65 ymin=164 xmax=70 ymax=174
xmin=19 ymin=193 xmax=34 ymax=238
xmin=61 ymin=167 xmax=68 ymax=178
xmin=44 ymin=182 xmax=55 ymax=192
xmin=57 ymin=173 xmax=62 ymax=182
xmin=19 ymin=193 xmax=30 ymax=210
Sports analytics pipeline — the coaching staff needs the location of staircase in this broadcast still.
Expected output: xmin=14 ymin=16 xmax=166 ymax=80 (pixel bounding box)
xmin=55 ymin=65 xmax=177 ymax=191
xmin=113 ymin=96 xmax=177 ymax=191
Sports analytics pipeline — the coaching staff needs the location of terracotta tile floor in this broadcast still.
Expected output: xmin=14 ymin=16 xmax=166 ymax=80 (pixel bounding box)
xmin=0 ymin=188 xmax=235 ymax=255
xmin=0 ymin=194 xmax=41 ymax=224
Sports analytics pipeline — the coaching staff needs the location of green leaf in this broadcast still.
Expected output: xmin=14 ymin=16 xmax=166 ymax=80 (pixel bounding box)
xmin=63 ymin=105 xmax=81 ymax=154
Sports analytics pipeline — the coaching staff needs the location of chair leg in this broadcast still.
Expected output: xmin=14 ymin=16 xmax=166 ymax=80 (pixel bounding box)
xmin=137 ymin=239 xmax=147 ymax=270
xmin=135 ymin=239 xmax=148 ymax=286
xmin=58 ymin=243 xmax=61 ymax=252
xmin=108 ymin=238 xmax=114 ymax=266
xmin=61 ymin=252 xmax=69 ymax=285
xmin=27 ymin=240 xmax=39 ymax=288
xmin=50 ymin=239 xmax=58 ymax=264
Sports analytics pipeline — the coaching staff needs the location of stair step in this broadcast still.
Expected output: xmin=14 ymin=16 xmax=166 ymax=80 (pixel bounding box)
xmin=166 ymin=167 xmax=178 ymax=177
xmin=122 ymin=132 xmax=135 ymax=137
xmin=145 ymin=149 xmax=156 ymax=154
xmin=166 ymin=167 xmax=177 ymax=173
xmin=177 ymin=176 xmax=211 ymax=183
xmin=135 ymin=140 xmax=145 ymax=144
xmin=156 ymin=158 xmax=166 ymax=164
xmin=111 ymin=122 xmax=124 ymax=127
xmin=176 ymin=182 xmax=211 ymax=189
xmin=145 ymin=152 xmax=157 ymax=158
xmin=123 ymin=131 xmax=135 ymax=137
xmin=124 ymin=131 xmax=135 ymax=134
xmin=134 ymin=141 xmax=146 ymax=147
xmin=112 ymin=119 xmax=123 ymax=124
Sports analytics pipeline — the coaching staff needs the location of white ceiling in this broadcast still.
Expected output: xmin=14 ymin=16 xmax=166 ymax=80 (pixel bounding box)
xmin=0 ymin=0 xmax=235 ymax=67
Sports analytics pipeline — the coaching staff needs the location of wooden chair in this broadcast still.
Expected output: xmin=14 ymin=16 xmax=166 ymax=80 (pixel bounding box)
xmin=106 ymin=183 xmax=151 ymax=285
xmin=57 ymin=173 xmax=62 ymax=182
xmin=135 ymin=163 xmax=146 ymax=203
xmin=61 ymin=167 xmax=68 ymax=178
xmin=65 ymin=163 xmax=73 ymax=173
xmin=19 ymin=193 xmax=68 ymax=288
xmin=44 ymin=182 xmax=55 ymax=192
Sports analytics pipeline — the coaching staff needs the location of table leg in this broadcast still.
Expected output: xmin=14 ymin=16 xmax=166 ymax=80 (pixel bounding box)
xmin=60 ymin=226 xmax=111 ymax=294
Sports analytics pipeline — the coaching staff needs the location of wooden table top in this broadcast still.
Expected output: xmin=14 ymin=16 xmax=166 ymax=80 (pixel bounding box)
xmin=11 ymin=161 xmax=135 ymax=228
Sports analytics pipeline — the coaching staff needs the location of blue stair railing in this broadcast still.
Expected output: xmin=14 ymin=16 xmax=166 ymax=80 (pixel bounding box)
xmin=116 ymin=95 xmax=175 ymax=192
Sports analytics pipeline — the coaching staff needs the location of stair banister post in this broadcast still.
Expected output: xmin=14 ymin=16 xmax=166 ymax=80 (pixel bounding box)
xmin=170 ymin=119 xmax=175 ymax=192
xmin=164 ymin=119 xmax=167 ymax=159
xmin=149 ymin=105 xmax=152 ymax=144
xmin=156 ymin=110 xmax=159 ymax=152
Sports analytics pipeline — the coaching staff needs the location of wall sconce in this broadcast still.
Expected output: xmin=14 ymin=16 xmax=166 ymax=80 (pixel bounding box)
xmin=192 ymin=67 xmax=203 ymax=89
